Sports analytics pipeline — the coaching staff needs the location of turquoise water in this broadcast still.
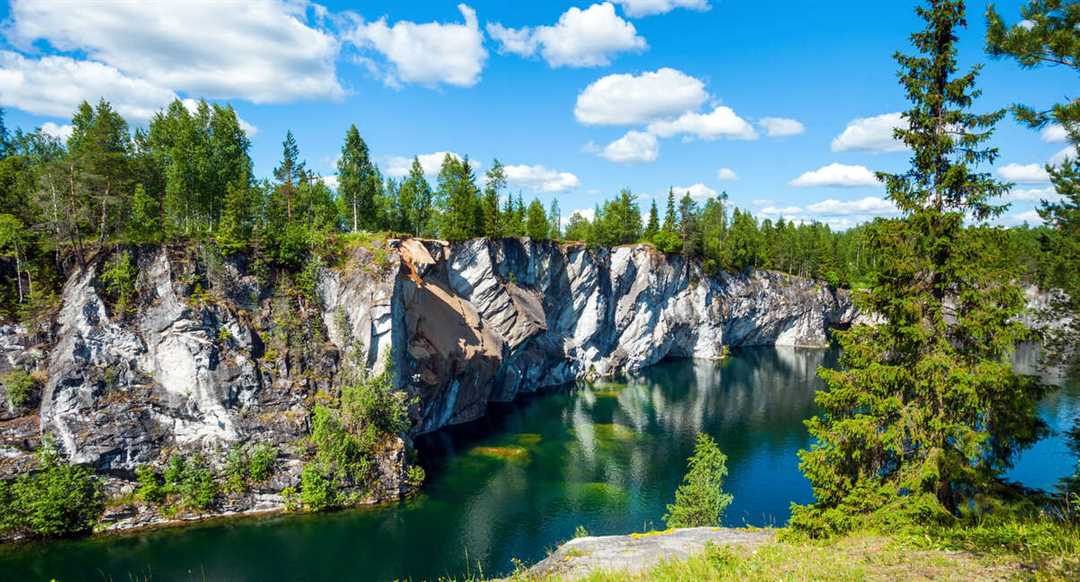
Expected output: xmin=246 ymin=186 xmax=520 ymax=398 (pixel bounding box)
xmin=1 ymin=347 xmax=1076 ymax=581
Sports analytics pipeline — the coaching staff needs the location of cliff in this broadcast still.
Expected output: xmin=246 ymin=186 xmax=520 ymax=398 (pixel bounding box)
xmin=0 ymin=238 xmax=856 ymax=530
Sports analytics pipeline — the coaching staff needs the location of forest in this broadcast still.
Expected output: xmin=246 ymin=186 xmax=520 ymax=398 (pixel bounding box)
xmin=0 ymin=96 xmax=1063 ymax=324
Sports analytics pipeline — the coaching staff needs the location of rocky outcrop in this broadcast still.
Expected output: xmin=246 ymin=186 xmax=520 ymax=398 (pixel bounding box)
xmin=390 ymin=239 xmax=856 ymax=433
xmin=0 ymin=238 xmax=855 ymax=531
xmin=524 ymin=527 xmax=774 ymax=580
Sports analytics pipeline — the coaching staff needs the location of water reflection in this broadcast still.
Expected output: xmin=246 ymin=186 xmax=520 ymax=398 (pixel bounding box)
xmin=1 ymin=346 xmax=1073 ymax=582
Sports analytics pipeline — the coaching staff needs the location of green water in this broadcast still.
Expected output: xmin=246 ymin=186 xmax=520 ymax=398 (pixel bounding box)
xmin=2 ymin=347 xmax=1076 ymax=581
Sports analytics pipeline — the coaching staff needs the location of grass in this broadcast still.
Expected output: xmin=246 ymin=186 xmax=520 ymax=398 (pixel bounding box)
xmin=492 ymin=521 xmax=1080 ymax=582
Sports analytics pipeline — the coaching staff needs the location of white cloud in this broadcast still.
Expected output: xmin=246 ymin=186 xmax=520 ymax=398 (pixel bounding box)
xmin=758 ymin=117 xmax=805 ymax=137
xmin=180 ymin=98 xmax=258 ymax=136
xmin=487 ymin=3 xmax=646 ymax=68
xmin=569 ymin=208 xmax=597 ymax=222
xmin=385 ymin=151 xmax=470 ymax=178
xmin=789 ymin=163 xmax=880 ymax=188
xmin=671 ymin=183 xmax=717 ymax=201
xmin=1051 ymin=145 xmax=1076 ymax=166
xmin=1003 ymin=209 xmax=1044 ymax=226
xmin=574 ymin=67 xmax=707 ymax=125
xmin=7 ymin=0 xmax=342 ymax=103
xmin=39 ymin=121 xmax=73 ymax=141
xmin=805 ymin=196 xmax=897 ymax=216
xmin=320 ymin=175 xmax=339 ymax=190
xmin=647 ymin=106 xmax=757 ymax=141
xmin=611 ymin=0 xmax=711 ymax=17
xmin=716 ymin=167 xmax=738 ymax=181
xmin=831 ymin=112 xmax=907 ymax=153
xmin=997 ymin=163 xmax=1050 ymax=184
xmin=346 ymin=4 xmax=486 ymax=88
xmin=1041 ymin=124 xmax=1068 ymax=143
xmin=0 ymin=51 xmax=177 ymax=121
xmin=503 ymin=164 xmax=580 ymax=192
xmin=1006 ymin=186 xmax=1061 ymax=203
xmin=598 ymin=130 xmax=659 ymax=164
xmin=759 ymin=205 xmax=804 ymax=218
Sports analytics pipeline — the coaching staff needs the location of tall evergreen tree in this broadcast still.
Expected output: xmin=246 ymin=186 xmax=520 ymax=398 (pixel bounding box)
xmin=526 ymin=198 xmax=549 ymax=240
xmin=273 ymin=131 xmax=305 ymax=222
xmin=548 ymin=197 xmax=561 ymax=239
xmin=662 ymin=188 xmax=677 ymax=234
xmin=399 ymin=157 xmax=432 ymax=236
xmin=482 ymin=159 xmax=506 ymax=238
xmin=644 ymin=200 xmax=659 ymax=241
xmin=337 ymin=125 xmax=375 ymax=232
xmin=793 ymin=0 xmax=1048 ymax=536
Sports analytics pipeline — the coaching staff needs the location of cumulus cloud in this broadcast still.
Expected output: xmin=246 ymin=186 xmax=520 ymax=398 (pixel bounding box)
xmin=1006 ymin=186 xmax=1061 ymax=203
xmin=39 ymin=121 xmax=73 ymax=141
xmin=716 ymin=168 xmax=738 ymax=181
xmin=647 ymin=106 xmax=757 ymax=141
xmin=503 ymin=164 xmax=580 ymax=192
xmin=6 ymin=0 xmax=342 ymax=103
xmin=569 ymin=208 xmax=597 ymax=222
xmin=997 ymin=163 xmax=1050 ymax=184
xmin=487 ymin=3 xmax=646 ymax=68
xmin=611 ymin=0 xmax=711 ymax=17
xmin=0 ymin=51 xmax=177 ymax=120
xmin=1041 ymin=124 xmax=1068 ymax=143
xmin=574 ymin=67 xmax=707 ymax=125
xmin=385 ymin=151 xmax=471 ymax=178
xmin=180 ymin=98 xmax=258 ymax=136
xmin=670 ymin=183 xmax=718 ymax=201
xmin=789 ymin=163 xmax=881 ymax=188
xmin=596 ymin=130 xmax=659 ymax=164
xmin=805 ymin=196 xmax=897 ymax=216
xmin=1051 ymin=145 xmax=1076 ymax=166
xmin=831 ymin=112 xmax=907 ymax=153
xmin=319 ymin=175 xmax=339 ymax=190
xmin=758 ymin=117 xmax=805 ymax=137
xmin=346 ymin=4 xmax=487 ymax=88
xmin=1003 ymin=209 xmax=1044 ymax=226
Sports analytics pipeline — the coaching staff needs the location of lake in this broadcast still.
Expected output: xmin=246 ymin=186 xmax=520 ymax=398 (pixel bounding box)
xmin=2 ymin=346 xmax=1076 ymax=581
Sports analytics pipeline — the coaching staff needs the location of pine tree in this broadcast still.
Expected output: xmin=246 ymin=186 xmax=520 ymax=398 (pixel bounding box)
xmin=482 ymin=159 xmax=505 ymax=238
xmin=664 ymin=433 xmax=733 ymax=529
xmin=526 ymin=198 xmax=549 ymax=240
xmin=399 ymin=157 xmax=432 ymax=236
xmin=793 ymin=0 xmax=1048 ymax=536
xmin=337 ymin=125 xmax=375 ymax=232
xmin=273 ymin=131 xmax=305 ymax=222
xmin=548 ymin=197 xmax=561 ymax=239
xmin=644 ymin=200 xmax=659 ymax=241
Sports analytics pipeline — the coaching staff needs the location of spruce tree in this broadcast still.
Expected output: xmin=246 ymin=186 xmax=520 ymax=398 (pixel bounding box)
xmin=793 ymin=0 xmax=1048 ymax=537
xmin=548 ymin=197 xmax=561 ymax=239
xmin=273 ymin=131 xmax=305 ymax=222
xmin=526 ymin=198 xmax=549 ymax=240
xmin=644 ymin=200 xmax=659 ymax=241
xmin=337 ymin=125 xmax=375 ymax=232
xmin=482 ymin=159 xmax=506 ymax=238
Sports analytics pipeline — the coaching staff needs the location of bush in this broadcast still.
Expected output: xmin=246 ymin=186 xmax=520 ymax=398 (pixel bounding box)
xmin=134 ymin=465 xmax=166 ymax=504
xmin=406 ymin=465 xmax=425 ymax=489
xmin=162 ymin=454 xmax=217 ymax=511
xmin=0 ymin=442 xmax=104 ymax=538
xmin=99 ymin=250 xmax=138 ymax=314
xmin=3 ymin=368 xmax=36 ymax=408
xmin=300 ymin=464 xmax=335 ymax=511
xmin=224 ymin=446 xmax=249 ymax=494
xmin=664 ymin=433 xmax=733 ymax=529
xmin=249 ymin=444 xmax=278 ymax=483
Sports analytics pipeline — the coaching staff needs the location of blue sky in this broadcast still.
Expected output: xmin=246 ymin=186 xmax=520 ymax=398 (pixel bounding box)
xmin=0 ymin=0 xmax=1072 ymax=229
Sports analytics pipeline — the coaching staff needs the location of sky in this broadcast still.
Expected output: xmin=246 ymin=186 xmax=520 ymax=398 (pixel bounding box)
xmin=0 ymin=0 xmax=1073 ymax=230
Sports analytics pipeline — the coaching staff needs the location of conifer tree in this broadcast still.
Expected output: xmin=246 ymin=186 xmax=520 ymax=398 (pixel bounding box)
xmin=337 ymin=125 xmax=375 ymax=232
xmin=793 ymin=0 xmax=1048 ymax=536
xmin=273 ymin=131 xmax=305 ymax=222
xmin=399 ymin=157 xmax=432 ymax=236
xmin=482 ymin=159 xmax=505 ymax=238
xmin=644 ymin=200 xmax=659 ymax=241
xmin=548 ymin=197 xmax=561 ymax=239
xmin=526 ymin=198 xmax=549 ymax=240
xmin=662 ymin=188 xmax=677 ymax=234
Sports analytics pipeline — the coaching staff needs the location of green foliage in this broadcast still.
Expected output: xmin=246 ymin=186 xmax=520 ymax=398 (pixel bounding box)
xmin=526 ymin=198 xmax=550 ymax=240
xmin=574 ymin=524 xmax=590 ymax=538
xmin=157 ymin=454 xmax=218 ymax=511
xmin=220 ymin=443 xmax=278 ymax=494
xmin=664 ymin=433 xmax=733 ymax=529
xmin=249 ymin=443 xmax=278 ymax=483
xmin=794 ymin=0 xmax=1048 ymax=537
xmin=301 ymin=360 xmax=411 ymax=511
xmin=406 ymin=464 xmax=426 ymax=489
xmin=134 ymin=464 xmax=166 ymax=504
xmin=99 ymin=250 xmax=138 ymax=314
xmin=3 ymin=368 xmax=36 ymax=408
xmin=0 ymin=440 xmax=104 ymax=538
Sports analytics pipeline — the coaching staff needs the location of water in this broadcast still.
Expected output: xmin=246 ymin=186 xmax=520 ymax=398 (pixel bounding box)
xmin=2 ymin=347 xmax=1076 ymax=582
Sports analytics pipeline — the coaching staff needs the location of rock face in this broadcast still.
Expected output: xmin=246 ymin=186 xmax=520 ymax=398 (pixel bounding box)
xmin=393 ymin=239 xmax=856 ymax=433
xmin=1 ymin=238 xmax=855 ymax=529
xmin=525 ymin=527 xmax=774 ymax=580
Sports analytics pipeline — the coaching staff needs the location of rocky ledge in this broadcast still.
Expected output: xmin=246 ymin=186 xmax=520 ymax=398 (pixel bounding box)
xmin=524 ymin=527 xmax=774 ymax=580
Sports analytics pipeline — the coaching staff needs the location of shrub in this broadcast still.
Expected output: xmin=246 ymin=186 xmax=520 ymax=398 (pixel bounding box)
xmin=249 ymin=444 xmax=278 ymax=483
xmin=99 ymin=250 xmax=138 ymax=314
xmin=224 ymin=446 xmax=249 ymax=494
xmin=664 ymin=433 xmax=733 ymax=529
xmin=300 ymin=464 xmax=335 ymax=511
xmin=134 ymin=465 xmax=165 ymax=504
xmin=0 ymin=441 xmax=104 ymax=538
xmin=162 ymin=455 xmax=217 ymax=511
xmin=3 ymin=368 xmax=36 ymax=408
xmin=406 ymin=464 xmax=425 ymax=489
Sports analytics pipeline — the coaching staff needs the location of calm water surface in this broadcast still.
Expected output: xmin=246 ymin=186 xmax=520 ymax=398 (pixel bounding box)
xmin=2 ymin=347 xmax=1076 ymax=581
